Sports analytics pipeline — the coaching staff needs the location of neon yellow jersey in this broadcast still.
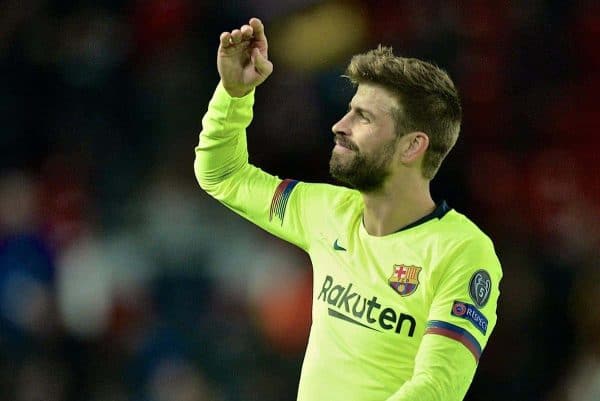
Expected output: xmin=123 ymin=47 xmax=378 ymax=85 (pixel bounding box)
xmin=194 ymin=83 xmax=502 ymax=401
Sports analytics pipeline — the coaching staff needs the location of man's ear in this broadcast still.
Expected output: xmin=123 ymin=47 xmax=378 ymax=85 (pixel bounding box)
xmin=400 ymin=132 xmax=429 ymax=163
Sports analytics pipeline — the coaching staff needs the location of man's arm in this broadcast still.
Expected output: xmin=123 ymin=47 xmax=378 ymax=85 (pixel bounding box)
xmin=195 ymin=82 xmax=311 ymax=249
xmin=195 ymin=18 xmax=316 ymax=250
xmin=385 ymin=335 xmax=478 ymax=401
xmin=196 ymin=17 xmax=273 ymax=191
xmin=386 ymin=238 xmax=502 ymax=401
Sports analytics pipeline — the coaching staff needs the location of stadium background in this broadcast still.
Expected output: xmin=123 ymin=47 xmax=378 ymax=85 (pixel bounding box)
xmin=0 ymin=1 xmax=598 ymax=400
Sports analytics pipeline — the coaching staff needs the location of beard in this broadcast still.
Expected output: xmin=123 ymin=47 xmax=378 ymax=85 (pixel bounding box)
xmin=329 ymin=136 xmax=397 ymax=193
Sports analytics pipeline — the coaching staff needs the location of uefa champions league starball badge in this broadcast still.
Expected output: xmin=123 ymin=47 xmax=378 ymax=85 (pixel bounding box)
xmin=469 ymin=270 xmax=491 ymax=308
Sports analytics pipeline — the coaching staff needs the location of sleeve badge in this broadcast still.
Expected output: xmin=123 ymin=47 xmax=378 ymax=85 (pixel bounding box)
xmin=451 ymin=301 xmax=488 ymax=334
xmin=469 ymin=269 xmax=492 ymax=308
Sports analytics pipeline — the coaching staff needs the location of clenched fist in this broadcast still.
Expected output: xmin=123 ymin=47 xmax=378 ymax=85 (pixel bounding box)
xmin=217 ymin=18 xmax=273 ymax=97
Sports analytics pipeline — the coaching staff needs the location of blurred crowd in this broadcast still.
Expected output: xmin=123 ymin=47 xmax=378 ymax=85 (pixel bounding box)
xmin=0 ymin=1 xmax=598 ymax=400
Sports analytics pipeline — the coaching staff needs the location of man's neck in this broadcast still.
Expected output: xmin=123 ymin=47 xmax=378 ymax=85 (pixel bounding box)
xmin=361 ymin=177 xmax=435 ymax=237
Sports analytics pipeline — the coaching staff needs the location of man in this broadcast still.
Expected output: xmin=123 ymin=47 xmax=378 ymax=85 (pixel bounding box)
xmin=195 ymin=17 xmax=501 ymax=401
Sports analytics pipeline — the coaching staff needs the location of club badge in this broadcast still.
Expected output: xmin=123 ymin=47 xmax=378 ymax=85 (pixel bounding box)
xmin=389 ymin=265 xmax=422 ymax=297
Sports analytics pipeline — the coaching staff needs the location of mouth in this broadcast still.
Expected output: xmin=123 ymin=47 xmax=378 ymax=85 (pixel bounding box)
xmin=334 ymin=137 xmax=357 ymax=152
xmin=333 ymin=144 xmax=353 ymax=154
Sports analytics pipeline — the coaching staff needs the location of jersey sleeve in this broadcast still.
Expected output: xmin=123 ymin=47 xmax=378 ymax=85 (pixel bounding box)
xmin=194 ymin=82 xmax=328 ymax=251
xmin=425 ymin=235 xmax=502 ymax=362
xmin=385 ymin=334 xmax=477 ymax=401
xmin=386 ymin=235 xmax=502 ymax=401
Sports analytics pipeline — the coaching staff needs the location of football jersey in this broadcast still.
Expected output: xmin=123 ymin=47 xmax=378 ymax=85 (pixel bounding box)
xmin=195 ymin=83 xmax=502 ymax=401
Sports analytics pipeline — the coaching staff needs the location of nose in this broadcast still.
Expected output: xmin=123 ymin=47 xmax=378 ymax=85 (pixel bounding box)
xmin=331 ymin=112 xmax=350 ymax=137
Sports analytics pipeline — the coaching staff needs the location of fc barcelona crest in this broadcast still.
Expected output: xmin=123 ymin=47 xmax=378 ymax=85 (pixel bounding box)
xmin=389 ymin=265 xmax=422 ymax=296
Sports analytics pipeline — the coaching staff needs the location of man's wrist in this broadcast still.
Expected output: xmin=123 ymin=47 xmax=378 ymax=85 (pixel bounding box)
xmin=222 ymin=84 xmax=253 ymax=98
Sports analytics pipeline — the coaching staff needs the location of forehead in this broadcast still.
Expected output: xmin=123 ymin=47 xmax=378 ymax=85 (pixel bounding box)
xmin=351 ymin=83 xmax=399 ymax=114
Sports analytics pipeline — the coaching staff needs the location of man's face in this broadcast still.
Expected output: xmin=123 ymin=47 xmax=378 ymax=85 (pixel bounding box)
xmin=329 ymin=83 xmax=401 ymax=192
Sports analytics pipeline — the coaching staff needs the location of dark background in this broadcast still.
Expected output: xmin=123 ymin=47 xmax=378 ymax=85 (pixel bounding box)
xmin=0 ymin=1 xmax=598 ymax=400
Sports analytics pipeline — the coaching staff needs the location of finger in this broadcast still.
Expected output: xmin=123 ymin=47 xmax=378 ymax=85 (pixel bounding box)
xmin=249 ymin=18 xmax=267 ymax=45
xmin=219 ymin=32 xmax=231 ymax=47
xmin=251 ymin=47 xmax=273 ymax=76
xmin=241 ymin=25 xmax=253 ymax=40
xmin=230 ymin=29 xmax=242 ymax=44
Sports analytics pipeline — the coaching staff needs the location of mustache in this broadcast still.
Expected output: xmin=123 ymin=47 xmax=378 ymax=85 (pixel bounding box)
xmin=334 ymin=136 xmax=358 ymax=151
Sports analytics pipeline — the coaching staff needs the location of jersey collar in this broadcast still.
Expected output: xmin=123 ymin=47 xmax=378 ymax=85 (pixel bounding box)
xmin=394 ymin=200 xmax=451 ymax=233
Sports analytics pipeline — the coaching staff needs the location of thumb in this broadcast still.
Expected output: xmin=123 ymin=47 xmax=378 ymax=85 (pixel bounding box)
xmin=252 ymin=47 xmax=273 ymax=76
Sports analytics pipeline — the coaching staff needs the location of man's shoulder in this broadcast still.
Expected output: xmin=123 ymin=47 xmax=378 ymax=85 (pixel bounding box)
xmin=437 ymin=209 xmax=497 ymax=251
xmin=433 ymin=209 xmax=502 ymax=278
xmin=292 ymin=181 xmax=362 ymax=223
xmin=296 ymin=181 xmax=360 ymax=205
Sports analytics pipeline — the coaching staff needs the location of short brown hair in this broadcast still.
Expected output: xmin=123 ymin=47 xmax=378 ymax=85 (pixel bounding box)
xmin=345 ymin=46 xmax=462 ymax=180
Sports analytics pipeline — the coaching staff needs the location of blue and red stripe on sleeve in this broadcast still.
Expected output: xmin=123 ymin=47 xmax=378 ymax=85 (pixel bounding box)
xmin=269 ymin=179 xmax=299 ymax=225
xmin=425 ymin=320 xmax=482 ymax=362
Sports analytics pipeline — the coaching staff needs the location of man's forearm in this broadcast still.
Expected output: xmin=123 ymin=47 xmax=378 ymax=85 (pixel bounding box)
xmin=386 ymin=334 xmax=477 ymax=401
xmin=194 ymin=82 xmax=255 ymax=191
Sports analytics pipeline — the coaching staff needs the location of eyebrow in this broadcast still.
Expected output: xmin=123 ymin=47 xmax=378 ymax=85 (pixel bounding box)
xmin=348 ymin=103 xmax=376 ymax=118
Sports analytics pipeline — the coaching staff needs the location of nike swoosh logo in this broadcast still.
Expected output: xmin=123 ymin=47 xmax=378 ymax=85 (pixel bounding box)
xmin=328 ymin=308 xmax=378 ymax=331
xmin=333 ymin=239 xmax=347 ymax=251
